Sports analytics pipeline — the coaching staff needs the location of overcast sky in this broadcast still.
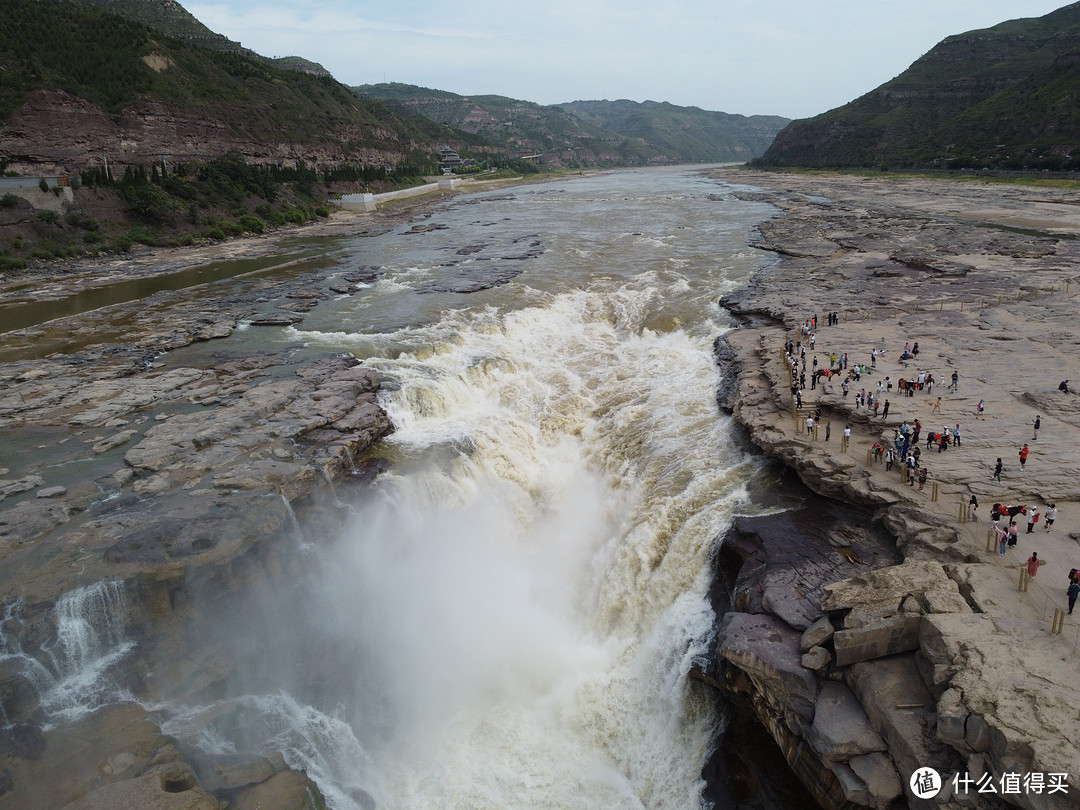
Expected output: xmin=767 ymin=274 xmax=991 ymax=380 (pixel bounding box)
xmin=186 ymin=0 xmax=1070 ymax=120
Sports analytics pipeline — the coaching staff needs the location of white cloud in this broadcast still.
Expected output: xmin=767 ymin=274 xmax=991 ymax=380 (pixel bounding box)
xmin=185 ymin=0 xmax=1071 ymax=118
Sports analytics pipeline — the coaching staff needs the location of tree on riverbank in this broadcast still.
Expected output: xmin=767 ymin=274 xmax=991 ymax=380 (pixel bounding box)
xmin=0 ymin=151 xmax=448 ymax=270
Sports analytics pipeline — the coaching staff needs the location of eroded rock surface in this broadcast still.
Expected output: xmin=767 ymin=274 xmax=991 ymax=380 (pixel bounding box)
xmin=712 ymin=169 xmax=1080 ymax=810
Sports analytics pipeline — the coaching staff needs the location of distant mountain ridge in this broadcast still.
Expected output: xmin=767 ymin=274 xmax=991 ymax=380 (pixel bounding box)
xmin=558 ymin=99 xmax=790 ymax=164
xmin=356 ymin=84 xmax=790 ymax=166
xmin=756 ymin=2 xmax=1080 ymax=171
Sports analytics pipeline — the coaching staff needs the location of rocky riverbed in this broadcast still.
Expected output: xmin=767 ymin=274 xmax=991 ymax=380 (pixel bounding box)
xmin=3 ymin=169 xmax=1080 ymax=810
xmin=0 ymin=177 xmax=577 ymax=810
xmin=709 ymin=169 xmax=1080 ymax=810
xmin=0 ymin=200 xmax=444 ymax=809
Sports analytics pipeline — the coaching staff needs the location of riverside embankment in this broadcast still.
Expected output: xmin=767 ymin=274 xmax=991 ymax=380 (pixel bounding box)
xmin=710 ymin=168 xmax=1080 ymax=810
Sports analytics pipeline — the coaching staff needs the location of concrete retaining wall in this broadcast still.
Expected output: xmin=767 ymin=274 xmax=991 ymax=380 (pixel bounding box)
xmin=337 ymin=177 xmax=463 ymax=212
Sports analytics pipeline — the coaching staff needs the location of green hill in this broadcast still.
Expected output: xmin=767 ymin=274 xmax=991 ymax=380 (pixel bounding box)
xmin=756 ymin=2 xmax=1080 ymax=171
xmin=0 ymin=0 xmax=447 ymax=160
xmin=355 ymin=84 xmax=788 ymax=167
xmin=354 ymin=83 xmax=658 ymax=167
xmin=557 ymin=99 xmax=789 ymax=163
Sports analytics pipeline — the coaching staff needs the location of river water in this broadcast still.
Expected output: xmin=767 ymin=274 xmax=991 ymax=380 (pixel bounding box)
xmin=61 ymin=167 xmax=783 ymax=809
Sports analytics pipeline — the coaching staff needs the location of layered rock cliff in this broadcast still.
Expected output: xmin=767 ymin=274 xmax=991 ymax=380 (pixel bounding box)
xmin=709 ymin=168 xmax=1080 ymax=810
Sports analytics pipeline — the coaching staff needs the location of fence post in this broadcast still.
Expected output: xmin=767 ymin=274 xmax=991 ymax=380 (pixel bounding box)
xmin=1052 ymin=608 xmax=1065 ymax=635
xmin=986 ymin=530 xmax=997 ymax=553
xmin=958 ymin=498 xmax=967 ymax=523
xmin=1019 ymin=567 xmax=1029 ymax=592
xmin=931 ymin=482 xmax=939 ymax=502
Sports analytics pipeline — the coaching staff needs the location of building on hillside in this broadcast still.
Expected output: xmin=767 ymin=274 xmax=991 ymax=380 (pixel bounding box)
xmin=438 ymin=147 xmax=463 ymax=174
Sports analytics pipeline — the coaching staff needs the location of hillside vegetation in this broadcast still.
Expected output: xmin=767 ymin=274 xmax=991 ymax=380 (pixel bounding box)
xmin=558 ymin=99 xmax=789 ymax=164
xmin=356 ymin=84 xmax=789 ymax=167
xmin=355 ymin=84 xmax=659 ymax=167
xmin=756 ymin=2 xmax=1080 ymax=171
xmin=0 ymin=0 xmax=443 ymax=149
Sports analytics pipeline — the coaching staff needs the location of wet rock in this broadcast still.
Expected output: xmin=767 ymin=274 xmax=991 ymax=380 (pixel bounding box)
xmin=806 ymin=681 xmax=887 ymax=763
xmin=189 ymin=752 xmax=277 ymax=793
xmin=719 ymin=611 xmax=817 ymax=723
xmin=414 ymin=265 xmax=524 ymax=294
xmin=800 ymin=646 xmax=831 ymax=672
xmin=0 ymin=499 xmax=70 ymax=548
xmin=0 ymin=475 xmax=44 ymax=498
xmin=800 ymin=615 xmax=835 ymax=652
xmin=93 ymin=429 xmax=137 ymax=454
xmin=228 ymin=770 xmax=328 ymax=810
xmin=342 ymin=266 xmax=381 ymax=284
xmin=249 ymin=312 xmax=305 ymax=326
xmin=847 ymin=752 xmax=902 ymax=807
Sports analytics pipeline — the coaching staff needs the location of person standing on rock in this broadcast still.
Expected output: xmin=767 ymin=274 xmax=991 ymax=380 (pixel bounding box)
xmin=953 ymin=424 xmax=961 ymax=447
xmin=949 ymin=370 xmax=959 ymax=393
xmin=918 ymin=467 xmax=928 ymax=492
xmin=932 ymin=396 xmax=942 ymax=413
xmin=976 ymin=399 xmax=985 ymax=419
xmin=806 ymin=415 xmax=814 ymax=436
xmin=1068 ymin=580 xmax=1080 ymax=615
xmin=1008 ymin=521 xmax=1019 ymax=548
xmin=825 ymin=421 xmax=831 ymax=441
xmin=1044 ymin=503 xmax=1057 ymax=532
xmin=992 ymin=457 xmax=1004 ymax=482
xmin=1019 ymin=443 xmax=1030 ymax=470
xmin=881 ymin=399 xmax=890 ymax=419
xmin=1032 ymin=415 xmax=1041 ymax=440
xmin=1027 ymin=508 xmax=1039 ymax=534
xmin=1027 ymin=552 xmax=1045 ymax=579
xmin=968 ymin=494 xmax=979 ymax=521
xmin=994 ymin=523 xmax=1009 ymax=555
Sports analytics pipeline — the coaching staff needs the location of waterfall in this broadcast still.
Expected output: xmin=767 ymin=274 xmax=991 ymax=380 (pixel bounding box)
xmin=265 ymin=275 xmax=758 ymax=808
xmin=0 ymin=579 xmax=134 ymax=727
xmin=145 ymin=168 xmax=774 ymax=809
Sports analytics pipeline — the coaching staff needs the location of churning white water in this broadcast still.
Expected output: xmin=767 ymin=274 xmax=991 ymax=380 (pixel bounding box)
xmin=157 ymin=167 xmax=778 ymax=809
xmin=0 ymin=580 xmax=134 ymax=728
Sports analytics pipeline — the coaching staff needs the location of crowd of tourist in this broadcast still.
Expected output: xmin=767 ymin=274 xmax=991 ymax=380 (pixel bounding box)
xmin=783 ymin=312 xmax=1074 ymax=618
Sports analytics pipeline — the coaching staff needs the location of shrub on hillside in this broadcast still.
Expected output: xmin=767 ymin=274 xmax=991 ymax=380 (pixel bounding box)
xmin=238 ymin=214 xmax=264 ymax=234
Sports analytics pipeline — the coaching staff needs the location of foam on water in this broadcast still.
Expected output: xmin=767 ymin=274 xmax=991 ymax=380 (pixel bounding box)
xmin=275 ymin=262 xmax=759 ymax=808
xmin=149 ymin=168 xmax=776 ymax=809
